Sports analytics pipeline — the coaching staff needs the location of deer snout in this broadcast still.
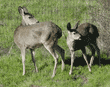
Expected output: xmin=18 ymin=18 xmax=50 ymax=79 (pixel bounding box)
xmin=37 ymin=21 xmax=39 ymax=23
xmin=78 ymin=36 xmax=82 ymax=40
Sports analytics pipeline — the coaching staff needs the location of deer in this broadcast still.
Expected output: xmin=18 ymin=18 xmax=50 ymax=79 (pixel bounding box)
xmin=14 ymin=7 xmax=65 ymax=78
xmin=66 ymin=21 xmax=101 ymax=75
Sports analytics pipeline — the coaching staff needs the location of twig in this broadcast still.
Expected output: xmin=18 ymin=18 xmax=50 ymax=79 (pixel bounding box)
xmin=7 ymin=43 xmax=14 ymax=55
xmin=62 ymin=32 xmax=67 ymax=39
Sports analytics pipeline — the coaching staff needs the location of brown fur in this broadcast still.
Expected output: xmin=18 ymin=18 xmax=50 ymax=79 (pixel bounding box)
xmin=14 ymin=22 xmax=65 ymax=78
xmin=67 ymin=21 xmax=101 ymax=75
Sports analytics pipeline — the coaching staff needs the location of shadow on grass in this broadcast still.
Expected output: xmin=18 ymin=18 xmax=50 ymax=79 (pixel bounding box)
xmin=65 ymin=55 xmax=110 ymax=67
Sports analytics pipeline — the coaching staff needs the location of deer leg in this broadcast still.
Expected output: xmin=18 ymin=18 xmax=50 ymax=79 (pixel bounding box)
xmin=30 ymin=49 xmax=38 ymax=72
xmin=81 ymin=47 xmax=91 ymax=72
xmin=92 ymin=42 xmax=101 ymax=66
xmin=44 ymin=45 xmax=58 ymax=78
xmin=88 ymin=45 xmax=95 ymax=67
xmin=54 ymin=45 xmax=65 ymax=71
xmin=69 ymin=50 xmax=75 ymax=75
xmin=21 ymin=48 xmax=26 ymax=75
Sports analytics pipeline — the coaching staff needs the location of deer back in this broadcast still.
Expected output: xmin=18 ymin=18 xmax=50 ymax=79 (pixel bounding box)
xmin=77 ymin=23 xmax=99 ymax=39
xmin=14 ymin=22 xmax=62 ymax=49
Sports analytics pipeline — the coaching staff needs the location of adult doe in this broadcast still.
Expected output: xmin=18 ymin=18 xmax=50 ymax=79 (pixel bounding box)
xmin=14 ymin=7 xmax=65 ymax=78
xmin=14 ymin=22 xmax=65 ymax=78
xmin=67 ymin=21 xmax=101 ymax=75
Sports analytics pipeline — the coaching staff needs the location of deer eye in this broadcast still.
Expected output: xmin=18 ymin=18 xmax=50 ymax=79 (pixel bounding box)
xmin=29 ymin=16 xmax=33 ymax=19
xmin=73 ymin=32 xmax=77 ymax=35
xmin=28 ymin=15 xmax=34 ymax=18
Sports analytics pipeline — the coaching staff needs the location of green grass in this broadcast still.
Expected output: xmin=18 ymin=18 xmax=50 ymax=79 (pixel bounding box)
xmin=0 ymin=0 xmax=110 ymax=87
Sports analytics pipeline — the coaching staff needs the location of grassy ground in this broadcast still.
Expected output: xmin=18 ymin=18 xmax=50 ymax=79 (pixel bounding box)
xmin=0 ymin=0 xmax=110 ymax=87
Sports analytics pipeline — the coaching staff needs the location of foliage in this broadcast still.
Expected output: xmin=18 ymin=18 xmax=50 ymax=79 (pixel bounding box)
xmin=0 ymin=0 xmax=110 ymax=87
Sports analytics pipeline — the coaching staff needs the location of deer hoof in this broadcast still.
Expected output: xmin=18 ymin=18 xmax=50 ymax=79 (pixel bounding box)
xmin=69 ymin=71 xmax=72 ymax=75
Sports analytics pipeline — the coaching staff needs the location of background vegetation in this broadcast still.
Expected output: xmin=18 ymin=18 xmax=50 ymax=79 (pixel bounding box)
xmin=0 ymin=0 xmax=110 ymax=87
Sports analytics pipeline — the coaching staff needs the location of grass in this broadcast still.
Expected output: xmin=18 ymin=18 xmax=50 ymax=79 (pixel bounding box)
xmin=0 ymin=0 xmax=110 ymax=87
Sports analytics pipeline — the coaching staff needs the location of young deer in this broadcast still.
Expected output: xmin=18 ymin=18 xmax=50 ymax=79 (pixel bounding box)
xmin=67 ymin=21 xmax=101 ymax=75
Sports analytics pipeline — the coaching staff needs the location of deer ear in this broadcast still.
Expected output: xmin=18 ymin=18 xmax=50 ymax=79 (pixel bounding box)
xmin=67 ymin=22 xmax=71 ymax=31
xmin=73 ymin=21 xmax=80 ymax=29
xmin=18 ymin=6 xmax=22 ymax=15
xmin=20 ymin=8 xmax=25 ymax=16
xmin=22 ymin=6 xmax=28 ymax=13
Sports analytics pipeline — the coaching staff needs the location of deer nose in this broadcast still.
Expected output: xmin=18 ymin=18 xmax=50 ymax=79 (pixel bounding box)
xmin=78 ymin=36 xmax=82 ymax=40
xmin=37 ymin=21 xmax=39 ymax=23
